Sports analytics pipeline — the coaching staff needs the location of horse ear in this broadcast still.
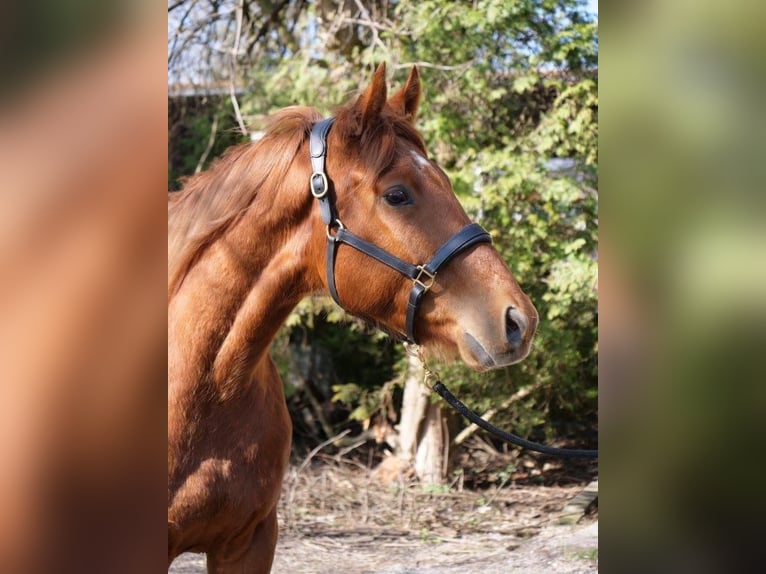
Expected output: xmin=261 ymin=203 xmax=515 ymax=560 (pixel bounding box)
xmin=388 ymin=66 xmax=421 ymax=123
xmin=354 ymin=63 xmax=388 ymax=135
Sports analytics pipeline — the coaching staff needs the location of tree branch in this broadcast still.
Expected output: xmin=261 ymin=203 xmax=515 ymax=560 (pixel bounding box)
xmin=229 ymin=0 xmax=248 ymax=136
xmin=394 ymin=60 xmax=475 ymax=72
xmin=194 ymin=112 xmax=219 ymax=174
xmin=352 ymin=0 xmax=389 ymax=55
xmin=168 ymin=0 xmax=186 ymax=13
xmin=452 ymin=380 xmax=548 ymax=446
xmin=246 ymin=0 xmax=291 ymax=57
xmin=296 ymin=429 xmax=352 ymax=475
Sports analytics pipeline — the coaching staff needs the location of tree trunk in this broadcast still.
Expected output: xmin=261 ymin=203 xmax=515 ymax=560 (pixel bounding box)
xmin=396 ymin=353 xmax=450 ymax=485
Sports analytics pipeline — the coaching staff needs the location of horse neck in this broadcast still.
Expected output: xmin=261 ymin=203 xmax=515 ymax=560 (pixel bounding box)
xmin=168 ymin=166 xmax=320 ymax=401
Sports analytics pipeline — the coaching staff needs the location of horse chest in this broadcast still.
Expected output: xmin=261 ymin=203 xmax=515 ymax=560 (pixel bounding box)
xmin=168 ymin=363 xmax=291 ymax=554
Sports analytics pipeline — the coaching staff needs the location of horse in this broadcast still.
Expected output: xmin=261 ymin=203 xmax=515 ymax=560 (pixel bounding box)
xmin=167 ymin=63 xmax=538 ymax=573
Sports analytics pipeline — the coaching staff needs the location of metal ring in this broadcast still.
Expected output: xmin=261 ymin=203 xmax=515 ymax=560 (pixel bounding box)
xmin=413 ymin=265 xmax=436 ymax=291
xmin=310 ymin=172 xmax=329 ymax=199
xmin=326 ymin=218 xmax=345 ymax=240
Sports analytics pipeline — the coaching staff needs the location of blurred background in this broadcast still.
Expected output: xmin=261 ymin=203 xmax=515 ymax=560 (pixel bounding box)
xmin=0 ymin=2 xmax=167 ymax=572
xmin=600 ymin=1 xmax=766 ymax=571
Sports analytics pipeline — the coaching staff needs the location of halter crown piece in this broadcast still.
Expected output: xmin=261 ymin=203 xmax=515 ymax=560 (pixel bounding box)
xmin=309 ymin=117 xmax=492 ymax=343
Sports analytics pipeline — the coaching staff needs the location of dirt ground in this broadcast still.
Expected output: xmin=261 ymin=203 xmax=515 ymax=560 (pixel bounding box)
xmin=170 ymin=444 xmax=598 ymax=573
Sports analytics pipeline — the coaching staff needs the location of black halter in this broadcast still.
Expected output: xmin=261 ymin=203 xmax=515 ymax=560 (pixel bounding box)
xmin=309 ymin=117 xmax=492 ymax=343
xmin=310 ymin=118 xmax=598 ymax=459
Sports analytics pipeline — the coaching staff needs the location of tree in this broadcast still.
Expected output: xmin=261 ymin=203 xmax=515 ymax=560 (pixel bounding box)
xmin=396 ymin=354 xmax=453 ymax=484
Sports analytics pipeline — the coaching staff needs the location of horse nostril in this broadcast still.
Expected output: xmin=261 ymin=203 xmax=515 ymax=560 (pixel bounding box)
xmin=505 ymin=307 xmax=526 ymax=346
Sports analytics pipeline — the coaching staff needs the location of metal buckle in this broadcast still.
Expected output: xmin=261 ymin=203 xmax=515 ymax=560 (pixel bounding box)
xmin=414 ymin=265 xmax=436 ymax=291
xmin=326 ymin=218 xmax=345 ymax=240
xmin=310 ymin=172 xmax=329 ymax=198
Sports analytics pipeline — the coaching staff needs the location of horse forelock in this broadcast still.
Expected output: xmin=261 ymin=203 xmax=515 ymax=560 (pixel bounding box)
xmin=333 ymin=103 xmax=427 ymax=184
xmin=168 ymin=106 xmax=322 ymax=296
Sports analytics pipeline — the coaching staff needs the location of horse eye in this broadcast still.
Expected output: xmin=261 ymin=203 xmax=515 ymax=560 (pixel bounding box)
xmin=383 ymin=187 xmax=411 ymax=206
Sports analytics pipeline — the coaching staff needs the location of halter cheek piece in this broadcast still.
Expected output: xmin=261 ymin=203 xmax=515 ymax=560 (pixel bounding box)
xmin=310 ymin=117 xmax=492 ymax=344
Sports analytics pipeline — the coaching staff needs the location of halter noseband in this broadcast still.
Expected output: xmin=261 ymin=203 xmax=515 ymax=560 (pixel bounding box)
xmin=309 ymin=117 xmax=492 ymax=343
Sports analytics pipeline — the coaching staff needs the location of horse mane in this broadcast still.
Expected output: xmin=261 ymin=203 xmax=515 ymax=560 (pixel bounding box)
xmin=168 ymin=96 xmax=427 ymax=297
xmin=168 ymin=106 xmax=322 ymax=295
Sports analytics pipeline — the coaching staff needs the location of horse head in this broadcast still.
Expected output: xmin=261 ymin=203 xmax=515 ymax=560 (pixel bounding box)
xmin=310 ymin=64 xmax=538 ymax=370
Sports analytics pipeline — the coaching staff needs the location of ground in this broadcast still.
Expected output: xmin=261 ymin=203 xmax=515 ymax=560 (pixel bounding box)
xmin=169 ymin=443 xmax=598 ymax=573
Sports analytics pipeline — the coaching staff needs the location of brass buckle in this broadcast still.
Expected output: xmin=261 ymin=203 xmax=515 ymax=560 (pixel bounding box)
xmin=414 ymin=265 xmax=436 ymax=291
xmin=310 ymin=172 xmax=329 ymax=198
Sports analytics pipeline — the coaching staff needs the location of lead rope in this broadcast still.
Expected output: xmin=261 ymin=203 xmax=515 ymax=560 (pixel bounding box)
xmin=406 ymin=345 xmax=598 ymax=459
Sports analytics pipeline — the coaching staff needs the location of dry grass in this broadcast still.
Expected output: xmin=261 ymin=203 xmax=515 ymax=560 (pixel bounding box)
xmin=278 ymin=443 xmax=596 ymax=540
xmin=171 ymin=442 xmax=598 ymax=573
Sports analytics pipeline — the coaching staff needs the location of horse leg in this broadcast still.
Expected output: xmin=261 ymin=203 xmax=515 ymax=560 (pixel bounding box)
xmin=206 ymin=508 xmax=278 ymax=574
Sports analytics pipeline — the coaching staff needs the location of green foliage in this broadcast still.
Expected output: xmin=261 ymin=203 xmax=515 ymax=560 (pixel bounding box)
xmin=574 ymin=549 xmax=598 ymax=562
xmin=168 ymin=99 xmax=246 ymax=190
xmin=387 ymin=0 xmax=598 ymax=436
xmin=385 ymin=8 xmax=599 ymax=391
xmin=273 ymin=296 xmax=405 ymax=430
xmin=170 ymin=0 xmax=598 ymax=442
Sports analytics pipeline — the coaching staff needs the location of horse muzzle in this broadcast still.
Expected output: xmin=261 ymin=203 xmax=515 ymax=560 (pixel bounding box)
xmin=458 ymin=305 xmax=538 ymax=371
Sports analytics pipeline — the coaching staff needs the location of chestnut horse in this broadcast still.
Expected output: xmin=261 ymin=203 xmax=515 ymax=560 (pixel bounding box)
xmin=168 ymin=64 xmax=538 ymax=572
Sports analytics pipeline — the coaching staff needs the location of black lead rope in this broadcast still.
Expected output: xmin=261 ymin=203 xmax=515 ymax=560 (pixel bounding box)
xmin=432 ymin=381 xmax=598 ymax=459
